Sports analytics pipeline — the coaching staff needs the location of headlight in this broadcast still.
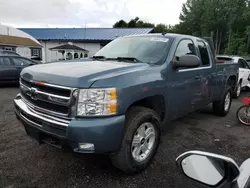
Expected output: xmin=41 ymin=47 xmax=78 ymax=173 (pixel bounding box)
xmin=77 ymin=88 xmax=117 ymax=116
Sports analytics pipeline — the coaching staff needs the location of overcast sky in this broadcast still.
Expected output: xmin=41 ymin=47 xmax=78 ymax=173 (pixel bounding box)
xmin=0 ymin=0 xmax=186 ymax=28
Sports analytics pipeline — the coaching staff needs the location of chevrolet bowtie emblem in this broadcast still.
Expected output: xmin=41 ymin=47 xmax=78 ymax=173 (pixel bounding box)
xmin=27 ymin=87 xmax=38 ymax=100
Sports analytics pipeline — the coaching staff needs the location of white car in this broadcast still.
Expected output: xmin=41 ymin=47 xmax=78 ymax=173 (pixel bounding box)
xmin=217 ymin=55 xmax=250 ymax=98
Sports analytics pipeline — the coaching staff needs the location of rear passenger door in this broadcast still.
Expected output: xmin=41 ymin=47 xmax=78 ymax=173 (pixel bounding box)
xmin=0 ymin=57 xmax=16 ymax=82
xmin=194 ymin=40 xmax=214 ymax=107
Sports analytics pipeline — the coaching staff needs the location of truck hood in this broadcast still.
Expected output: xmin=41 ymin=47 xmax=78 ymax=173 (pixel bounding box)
xmin=21 ymin=61 xmax=149 ymax=88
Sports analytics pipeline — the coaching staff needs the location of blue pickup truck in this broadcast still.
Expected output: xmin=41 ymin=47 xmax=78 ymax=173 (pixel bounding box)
xmin=14 ymin=33 xmax=238 ymax=174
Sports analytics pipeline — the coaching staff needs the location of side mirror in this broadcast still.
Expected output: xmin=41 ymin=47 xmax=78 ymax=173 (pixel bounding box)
xmin=173 ymin=55 xmax=201 ymax=69
xmin=176 ymin=151 xmax=240 ymax=187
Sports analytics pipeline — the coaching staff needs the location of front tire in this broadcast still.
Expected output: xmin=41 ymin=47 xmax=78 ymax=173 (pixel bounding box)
xmin=213 ymin=88 xmax=232 ymax=116
xmin=110 ymin=106 xmax=161 ymax=174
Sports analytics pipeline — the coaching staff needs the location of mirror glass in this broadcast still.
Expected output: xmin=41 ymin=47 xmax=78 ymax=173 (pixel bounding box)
xmin=181 ymin=154 xmax=225 ymax=186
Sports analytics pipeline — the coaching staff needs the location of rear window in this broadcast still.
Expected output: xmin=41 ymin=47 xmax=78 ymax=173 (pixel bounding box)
xmin=197 ymin=40 xmax=210 ymax=66
xmin=216 ymin=57 xmax=234 ymax=64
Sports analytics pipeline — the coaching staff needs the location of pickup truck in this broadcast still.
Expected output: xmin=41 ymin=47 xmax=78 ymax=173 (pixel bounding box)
xmin=14 ymin=33 xmax=238 ymax=174
xmin=216 ymin=55 xmax=250 ymax=98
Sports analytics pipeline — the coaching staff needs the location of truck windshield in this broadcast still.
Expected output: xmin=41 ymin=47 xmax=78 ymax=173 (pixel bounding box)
xmin=94 ymin=36 xmax=170 ymax=64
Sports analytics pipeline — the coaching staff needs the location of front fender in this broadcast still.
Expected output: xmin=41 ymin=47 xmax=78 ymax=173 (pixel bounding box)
xmin=90 ymin=66 xmax=167 ymax=115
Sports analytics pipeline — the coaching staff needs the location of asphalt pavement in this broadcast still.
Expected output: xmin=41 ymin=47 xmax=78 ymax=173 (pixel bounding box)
xmin=1 ymin=86 xmax=250 ymax=188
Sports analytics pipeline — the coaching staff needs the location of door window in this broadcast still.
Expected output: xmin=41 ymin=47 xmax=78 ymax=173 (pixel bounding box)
xmin=238 ymin=59 xmax=248 ymax=68
xmin=20 ymin=58 xmax=34 ymax=65
xmin=241 ymin=59 xmax=250 ymax=69
xmin=0 ymin=57 xmax=12 ymax=66
xmin=175 ymin=39 xmax=197 ymax=62
xmin=12 ymin=57 xmax=31 ymax=66
xmin=197 ymin=40 xmax=210 ymax=66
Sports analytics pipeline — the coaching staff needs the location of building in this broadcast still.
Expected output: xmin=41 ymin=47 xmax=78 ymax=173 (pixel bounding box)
xmin=0 ymin=24 xmax=42 ymax=58
xmin=20 ymin=28 xmax=154 ymax=63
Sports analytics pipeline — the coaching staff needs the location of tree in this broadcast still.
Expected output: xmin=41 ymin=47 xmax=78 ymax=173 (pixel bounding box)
xmin=177 ymin=0 xmax=250 ymax=55
xmin=113 ymin=20 xmax=127 ymax=28
xmin=112 ymin=0 xmax=250 ymax=55
xmin=113 ymin=17 xmax=154 ymax=28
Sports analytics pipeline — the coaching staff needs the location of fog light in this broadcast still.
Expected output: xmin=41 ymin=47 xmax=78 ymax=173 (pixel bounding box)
xmin=78 ymin=143 xmax=95 ymax=151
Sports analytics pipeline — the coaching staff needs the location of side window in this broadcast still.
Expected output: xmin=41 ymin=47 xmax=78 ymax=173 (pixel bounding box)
xmin=12 ymin=57 xmax=24 ymax=66
xmin=12 ymin=57 xmax=30 ymax=66
xmin=175 ymin=39 xmax=197 ymax=61
xmin=242 ymin=59 xmax=249 ymax=69
xmin=238 ymin=59 xmax=247 ymax=68
xmin=0 ymin=57 xmax=12 ymax=66
xmin=197 ymin=40 xmax=210 ymax=66
xmin=21 ymin=58 xmax=33 ymax=65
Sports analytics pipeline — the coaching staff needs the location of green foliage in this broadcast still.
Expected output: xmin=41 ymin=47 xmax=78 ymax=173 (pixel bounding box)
xmin=113 ymin=17 xmax=154 ymax=28
xmin=113 ymin=0 xmax=250 ymax=55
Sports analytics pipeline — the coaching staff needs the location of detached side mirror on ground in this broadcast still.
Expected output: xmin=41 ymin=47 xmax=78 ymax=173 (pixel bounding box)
xmin=173 ymin=55 xmax=201 ymax=69
xmin=176 ymin=151 xmax=250 ymax=188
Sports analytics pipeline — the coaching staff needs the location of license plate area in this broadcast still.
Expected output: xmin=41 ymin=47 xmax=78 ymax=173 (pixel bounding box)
xmin=41 ymin=134 xmax=62 ymax=148
xmin=23 ymin=121 xmax=63 ymax=148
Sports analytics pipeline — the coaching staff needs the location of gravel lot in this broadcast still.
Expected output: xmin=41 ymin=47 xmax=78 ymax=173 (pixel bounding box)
xmin=1 ymin=86 xmax=250 ymax=188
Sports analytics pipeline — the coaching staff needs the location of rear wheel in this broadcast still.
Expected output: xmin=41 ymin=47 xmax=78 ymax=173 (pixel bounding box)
xmin=233 ymin=82 xmax=241 ymax=98
xmin=213 ymin=88 xmax=232 ymax=116
xmin=237 ymin=105 xmax=250 ymax=126
xmin=110 ymin=106 xmax=161 ymax=174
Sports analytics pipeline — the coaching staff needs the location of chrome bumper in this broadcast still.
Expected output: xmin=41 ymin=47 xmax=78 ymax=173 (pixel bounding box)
xmin=14 ymin=94 xmax=70 ymax=128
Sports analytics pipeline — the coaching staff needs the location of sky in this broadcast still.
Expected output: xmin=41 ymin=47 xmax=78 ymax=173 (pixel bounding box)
xmin=0 ymin=0 xmax=186 ymax=28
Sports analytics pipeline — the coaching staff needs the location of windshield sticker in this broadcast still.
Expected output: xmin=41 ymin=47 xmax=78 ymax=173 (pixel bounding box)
xmin=150 ymin=37 xmax=169 ymax=42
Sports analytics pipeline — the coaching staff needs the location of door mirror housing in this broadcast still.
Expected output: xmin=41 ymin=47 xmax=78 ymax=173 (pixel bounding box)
xmin=173 ymin=55 xmax=201 ymax=69
xmin=176 ymin=151 xmax=240 ymax=187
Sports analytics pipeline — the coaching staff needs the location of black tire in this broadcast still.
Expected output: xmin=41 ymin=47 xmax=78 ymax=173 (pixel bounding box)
xmin=213 ymin=88 xmax=232 ymax=116
xmin=110 ymin=106 xmax=161 ymax=174
xmin=232 ymin=82 xmax=241 ymax=98
xmin=237 ymin=105 xmax=250 ymax=126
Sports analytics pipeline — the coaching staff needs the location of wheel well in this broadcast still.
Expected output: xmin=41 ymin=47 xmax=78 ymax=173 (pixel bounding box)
xmin=227 ymin=76 xmax=237 ymax=91
xmin=128 ymin=95 xmax=165 ymax=121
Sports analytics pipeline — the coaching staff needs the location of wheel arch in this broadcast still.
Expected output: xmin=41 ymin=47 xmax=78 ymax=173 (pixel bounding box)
xmin=126 ymin=95 xmax=166 ymax=122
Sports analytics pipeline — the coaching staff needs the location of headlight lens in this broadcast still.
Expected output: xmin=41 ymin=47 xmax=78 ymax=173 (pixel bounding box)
xmin=77 ymin=88 xmax=117 ymax=116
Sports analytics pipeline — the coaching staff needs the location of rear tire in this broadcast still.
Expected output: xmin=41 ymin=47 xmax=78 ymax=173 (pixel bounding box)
xmin=233 ymin=82 xmax=241 ymax=98
xmin=213 ymin=88 xmax=232 ymax=116
xmin=110 ymin=106 xmax=161 ymax=174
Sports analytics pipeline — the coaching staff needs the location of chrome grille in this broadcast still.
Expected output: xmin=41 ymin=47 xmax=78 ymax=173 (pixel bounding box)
xmin=20 ymin=77 xmax=75 ymax=117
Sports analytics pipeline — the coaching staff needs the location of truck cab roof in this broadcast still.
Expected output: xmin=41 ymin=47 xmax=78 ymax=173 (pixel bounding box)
xmin=122 ymin=33 xmax=207 ymax=41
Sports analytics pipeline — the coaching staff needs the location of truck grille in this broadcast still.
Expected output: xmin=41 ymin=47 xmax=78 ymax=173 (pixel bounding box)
xmin=20 ymin=77 xmax=75 ymax=117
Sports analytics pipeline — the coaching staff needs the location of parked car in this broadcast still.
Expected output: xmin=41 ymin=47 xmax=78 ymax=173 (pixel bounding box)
xmin=0 ymin=55 xmax=38 ymax=84
xmin=0 ymin=50 xmax=20 ymax=56
xmin=14 ymin=34 xmax=238 ymax=174
xmin=244 ymin=56 xmax=250 ymax=66
xmin=216 ymin=55 xmax=250 ymax=98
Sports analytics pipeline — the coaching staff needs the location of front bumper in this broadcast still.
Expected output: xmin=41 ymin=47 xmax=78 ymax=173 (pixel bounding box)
xmin=14 ymin=94 xmax=125 ymax=153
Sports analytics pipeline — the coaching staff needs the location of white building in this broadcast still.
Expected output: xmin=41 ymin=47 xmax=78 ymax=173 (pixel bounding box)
xmin=20 ymin=28 xmax=154 ymax=63
xmin=0 ymin=24 xmax=42 ymax=58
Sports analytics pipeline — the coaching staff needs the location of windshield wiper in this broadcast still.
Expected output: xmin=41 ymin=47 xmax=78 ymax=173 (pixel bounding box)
xmin=92 ymin=55 xmax=107 ymax=60
xmin=116 ymin=57 xmax=143 ymax=63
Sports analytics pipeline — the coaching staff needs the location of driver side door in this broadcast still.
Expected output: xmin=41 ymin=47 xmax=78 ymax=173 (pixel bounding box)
xmin=168 ymin=39 xmax=202 ymax=120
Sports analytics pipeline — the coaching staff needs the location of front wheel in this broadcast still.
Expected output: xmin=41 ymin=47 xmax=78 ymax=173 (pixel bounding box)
xmin=110 ymin=106 xmax=161 ymax=174
xmin=213 ymin=88 xmax=232 ymax=116
xmin=237 ymin=105 xmax=250 ymax=126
